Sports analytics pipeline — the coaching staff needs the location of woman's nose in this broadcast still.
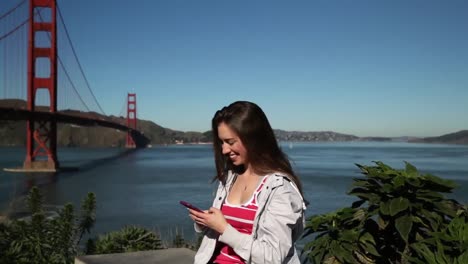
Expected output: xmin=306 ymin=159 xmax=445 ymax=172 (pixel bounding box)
xmin=221 ymin=143 xmax=230 ymax=155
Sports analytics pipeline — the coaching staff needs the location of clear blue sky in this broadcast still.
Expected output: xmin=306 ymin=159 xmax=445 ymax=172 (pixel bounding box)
xmin=54 ymin=1 xmax=468 ymax=137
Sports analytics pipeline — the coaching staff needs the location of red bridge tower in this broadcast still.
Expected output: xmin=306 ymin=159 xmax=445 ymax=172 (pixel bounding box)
xmin=23 ymin=0 xmax=59 ymax=171
xmin=126 ymin=93 xmax=137 ymax=148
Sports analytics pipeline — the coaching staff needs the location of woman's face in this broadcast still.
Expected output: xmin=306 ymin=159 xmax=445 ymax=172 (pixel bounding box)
xmin=217 ymin=122 xmax=248 ymax=166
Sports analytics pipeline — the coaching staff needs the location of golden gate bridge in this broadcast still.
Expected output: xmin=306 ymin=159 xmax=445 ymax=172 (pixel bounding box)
xmin=0 ymin=0 xmax=148 ymax=172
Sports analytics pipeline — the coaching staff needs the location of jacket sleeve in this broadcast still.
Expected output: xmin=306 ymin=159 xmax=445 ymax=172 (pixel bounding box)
xmin=218 ymin=183 xmax=304 ymax=263
xmin=194 ymin=223 xmax=206 ymax=233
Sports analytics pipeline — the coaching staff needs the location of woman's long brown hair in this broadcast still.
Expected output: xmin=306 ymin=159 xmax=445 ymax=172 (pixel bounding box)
xmin=211 ymin=101 xmax=303 ymax=196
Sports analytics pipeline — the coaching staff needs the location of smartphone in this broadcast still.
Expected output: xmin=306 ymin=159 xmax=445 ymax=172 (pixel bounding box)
xmin=179 ymin=200 xmax=204 ymax=213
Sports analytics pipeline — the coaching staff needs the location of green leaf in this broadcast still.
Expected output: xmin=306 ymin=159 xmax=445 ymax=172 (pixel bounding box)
xmin=405 ymin=161 xmax=419 ymax=177
xmin=355 ymin=163 xmax=368 ymax=174
xmin=411 ymin=243 xmax=438 ymax=264
xmin=380 ymin=201 xmax=390 ymax=216
xmin=417 ymin=190 xmax=443 ymax=200
xmin=359 ymin=232 xmax=380 ymax=257
xmin=352 ymin=208 xmax=367 ymax=222
xmin=420 ymin=209 xmax=443 ymax=231
xmin=434 ymin=241 xmax=450 ymax=264
xmin=411 ymin=216 xmax=429 ymax=229
xmin=381 ymin=183 xmax=393 ymax=193
xmin=434 ymin=201 xmax=458 ymax=217
xmin=348 ymin=191 xmax=380 ymax=203
xmin=352 ymin=179 xmax=374 ymax=188
xmin=362 ymin=242 xmax=380 ymax=257
xmin=389 ymin=197 xmax=410 ymax=216
xmin=395 ymin=214 xmax=413 ymax=242
xmin=456 ymin=251 xmax=468 ymax=264
xmin=359 ymin=232 xmax=375 ymax=246
xmin=393 ymin=175 xmax=405 ymax=188
xmin=407 ymin=177 xmax=422 ymax=187
xmin=424 ymin=174 xmax=457 ymax=191
xmin=334 ymin=244 xmax=356 ymax=264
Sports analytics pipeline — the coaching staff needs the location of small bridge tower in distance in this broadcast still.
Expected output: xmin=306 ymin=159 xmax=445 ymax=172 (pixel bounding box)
xmin=126 ymin=93 xmax=137 ymax=148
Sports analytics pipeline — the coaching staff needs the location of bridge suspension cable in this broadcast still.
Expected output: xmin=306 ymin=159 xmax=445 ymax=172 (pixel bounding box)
xmin=0 ymin=0 xmax=26 ymax=21
xmin=0 ymin=0 xmax=28 ymax=41
xmin=1 ymin=0 xmax=28 ymax=101
xmin=0 ymin=18 xmax=27 ymax=41
xmin=56 ymin=2 xmax=105 ymax=115
xmin=119 ymin=96 xmax=127 ymax=119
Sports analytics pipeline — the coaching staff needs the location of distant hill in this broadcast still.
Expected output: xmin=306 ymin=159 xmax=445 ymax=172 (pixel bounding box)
xmin=409 ymin=130 xmax=468 ymax=145
xmin=356 ymin=136 xmax=422 ymax=142
xmin=0 ymin=99 xmax=210 ymax=147
xmin=274 ymin=129 xmax=358 ymax=142
xmin=1 ymin=99 xmax=467 ymax=146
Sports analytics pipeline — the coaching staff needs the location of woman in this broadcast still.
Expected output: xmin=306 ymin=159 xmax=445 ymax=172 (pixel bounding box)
xmin=189 ymin=101 xmax=306 ymax=264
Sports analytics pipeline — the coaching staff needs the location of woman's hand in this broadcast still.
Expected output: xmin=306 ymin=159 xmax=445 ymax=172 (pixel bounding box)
xmin=189 ymin=207 xmax=228 ymax=234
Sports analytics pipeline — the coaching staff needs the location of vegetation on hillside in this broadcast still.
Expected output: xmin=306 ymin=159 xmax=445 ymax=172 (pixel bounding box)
xmin=409 ymin=130 xmax=468 ymax=145
xmin=2 ymin=99 xmax=467 ymax=146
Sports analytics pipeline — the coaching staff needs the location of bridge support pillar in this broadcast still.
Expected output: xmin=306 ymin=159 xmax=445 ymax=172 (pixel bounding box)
xmin=126 ymin=93 xmax=137 ymax=148
xmin=23 ymin=0 xmax=59 ymax=172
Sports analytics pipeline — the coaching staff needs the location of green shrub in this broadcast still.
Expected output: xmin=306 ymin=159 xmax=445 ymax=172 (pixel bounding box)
xmin=410 ymin=206 xmax=468 ymax=264
xmin=302 ymin=161 xmax=467 ymax=264
xmin=86 ymin=225 xmax=163 ymax=254
xmin=173 ymin=233 xmax=186 ymax=248
xmin=301 ymin=207 xmax=379 ymax=264
xmin=0 ymin=187 xmax=96 ymax=264
xmin=170 ymin=226 xmax=199 ymax=249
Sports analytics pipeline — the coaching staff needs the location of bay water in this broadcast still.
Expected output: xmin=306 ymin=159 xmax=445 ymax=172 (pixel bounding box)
xmin=1 ymin=142 xmax=467 ymax=244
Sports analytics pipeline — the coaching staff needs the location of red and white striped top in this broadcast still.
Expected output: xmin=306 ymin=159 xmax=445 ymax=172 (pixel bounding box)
xmin=213 ymin=176 xmax=269 ymax=264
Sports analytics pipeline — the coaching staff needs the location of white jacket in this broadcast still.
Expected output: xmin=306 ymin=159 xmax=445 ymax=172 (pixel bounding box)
xmin=194 ymin=171 xmax=306 ymax=264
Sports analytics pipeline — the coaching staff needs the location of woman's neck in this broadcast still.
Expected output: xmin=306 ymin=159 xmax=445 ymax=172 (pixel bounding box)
xmin=239 ymin=166 xmax=258 ymax=179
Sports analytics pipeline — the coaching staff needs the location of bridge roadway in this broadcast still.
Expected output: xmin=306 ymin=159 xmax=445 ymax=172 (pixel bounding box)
xmin=0 ymin=106 xmax=149 ymax=147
